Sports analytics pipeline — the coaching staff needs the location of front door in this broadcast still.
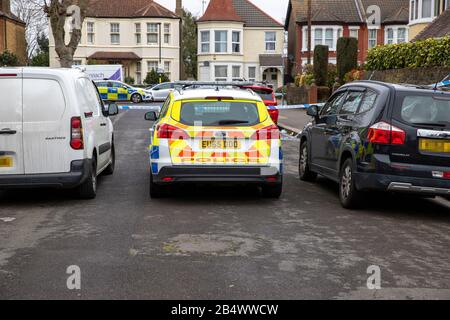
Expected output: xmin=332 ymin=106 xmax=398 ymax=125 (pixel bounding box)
xmin=0 ymin=70 xmax=24 ymax=175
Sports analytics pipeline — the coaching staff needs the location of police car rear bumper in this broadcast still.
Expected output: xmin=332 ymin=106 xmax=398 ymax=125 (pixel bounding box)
xmin=153 ymin=166 xmax=282 ymax=184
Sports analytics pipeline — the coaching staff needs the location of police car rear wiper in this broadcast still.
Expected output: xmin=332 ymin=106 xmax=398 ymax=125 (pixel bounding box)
xmin=216 ymin=120 xmax=250 ymax=125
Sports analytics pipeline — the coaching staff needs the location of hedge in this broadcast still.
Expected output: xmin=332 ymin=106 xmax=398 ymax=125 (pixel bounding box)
xmin=336 ymin=37 xmax=358 ymax=82
xmin=366 ymin=37 xmax=450 ymax=71
xmin=313 ymin=45 xmax=329 ymax=86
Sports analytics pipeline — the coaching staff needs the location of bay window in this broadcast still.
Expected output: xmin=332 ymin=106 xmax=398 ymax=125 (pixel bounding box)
xmin=232 ymin=66 xmax=241 ymax=81
xmin=385 ymin=27 xmax=408 ymax=44
xmin=232 ymin=31 xmax=241 ymax=53
xmin=147 ymin=23 xmax=158 ymax=45
xmin=200 ymin=31 xmax=210 ymax=53
xmin=410 ymin=0 xmax=437 ymax=22
xmin=215 ymin=31 xmax=228 ymax=53
xmin=215 ymin=65 xmax=228 ymax=81
xmin=303 ymin=26 xmax=343 ymax=51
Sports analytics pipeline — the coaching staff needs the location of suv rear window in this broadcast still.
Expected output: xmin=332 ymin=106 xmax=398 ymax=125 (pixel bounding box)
xmin=397 ymin=94 xmax=450 ymax=128
xmin=179 ymin=101 xmax=260 ymax=126
xmin=250 ymin=88 xmax=274 ymax=101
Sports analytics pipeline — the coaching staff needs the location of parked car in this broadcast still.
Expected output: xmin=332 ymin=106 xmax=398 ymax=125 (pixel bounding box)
xmin=145 ymin=82 xmax=182 ymax=102
xmin=299 ymin=80 xmax=450 ymax=208
xmin=241 ymin=84 xmax=279 ymax=124
xmin=95 ymin=80 xmax=153 ymax=103
xmin=144 ymin=89 xmax=283 ymax=199
xmin=0 ymin=68 xmax=119 ymax=199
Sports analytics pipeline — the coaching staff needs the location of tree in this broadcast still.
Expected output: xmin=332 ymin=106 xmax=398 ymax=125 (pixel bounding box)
xmin=313 ymin=45 xmax=328 ymax=86
xmin=181 ymin=8 xmax=197 ymax=79
xmin=44 ymin=0 xmax=89 ymax=67
xmin=144 ymin=69 xmax=170 ymax=85
xmin=0 ymin=51 xmax=20 ymax=66
xmin=12 ymin=0 xmax=47 ymax=62
xmin=336 ymin=37 xmax=358 ymax=83
xmin=30 ymin=34 xmax=49 ymax=66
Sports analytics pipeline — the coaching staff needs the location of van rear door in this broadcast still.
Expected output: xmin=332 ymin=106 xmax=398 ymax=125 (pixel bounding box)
xmin=22 ymin=75 xmax=71 ymax=174
xmin=0 ymin=70 xmax=24 ymax=175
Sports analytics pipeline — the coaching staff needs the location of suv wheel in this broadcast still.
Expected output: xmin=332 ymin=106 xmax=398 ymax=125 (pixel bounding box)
xmin=299 ymin=141 xmax=317 ymax=181
xmin=131 ymin=93 xmax=142 ymax=104
xmin=149 ymin=172 xmax=168 ymax=198
xmin=78 ymin=159 xmax=97 ymax=199
xmin=103 ymin=144 xmax=115 ymax=175
xmin=339 ymin=158 xmax=363 ymax=209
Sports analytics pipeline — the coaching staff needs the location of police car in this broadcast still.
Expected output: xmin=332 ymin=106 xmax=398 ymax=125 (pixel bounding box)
xmin=144 ymin=88 xmax=283 ymax=199
xmin=94 ymin=80 xmax=153 ymax=103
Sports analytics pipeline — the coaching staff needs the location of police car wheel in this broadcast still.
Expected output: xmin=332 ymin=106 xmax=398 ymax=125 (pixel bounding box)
xmin=131 ymin=93 xmax=142 ymax=104
xmin=339 ymin=158 xmax=364 ymax=209
xmin=261 ymin=182 xmax=282 ymax=199
xmin=149 ymin=172 xmax=168 ymax=198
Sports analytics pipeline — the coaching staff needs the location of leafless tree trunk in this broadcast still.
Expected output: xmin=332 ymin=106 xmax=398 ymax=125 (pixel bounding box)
xmin=12 ymin=0 xmax=47 ymax=62
xmin=44 ymin=0 xmax=88 ymax=68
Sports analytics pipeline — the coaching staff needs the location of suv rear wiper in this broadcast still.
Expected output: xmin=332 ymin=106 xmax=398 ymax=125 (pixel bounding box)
xmin=412 ymin=122 xmax=448 ymax=128
xmin=216 ymin=120 xmax=250 ymax=125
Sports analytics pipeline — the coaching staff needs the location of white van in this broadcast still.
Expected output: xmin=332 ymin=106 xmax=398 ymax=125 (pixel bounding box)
xmin=0 ymin=67 xmax=118 ymax=199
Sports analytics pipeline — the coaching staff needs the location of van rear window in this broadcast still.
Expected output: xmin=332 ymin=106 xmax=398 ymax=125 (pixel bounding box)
xmin=23 ymin=79 xmax=66 ymax=122
xmin=397 ymin=94 xmax=450 ymax=128
xmin=179 ymin=101 xmax=260 ymax=126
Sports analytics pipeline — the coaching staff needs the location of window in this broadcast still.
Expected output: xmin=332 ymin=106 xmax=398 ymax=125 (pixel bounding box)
xmin=135 ymin=23 xmax=141 ymax=44
xmin=314 ymin=29 xmax=323 ymax=47
xmin=349 ymin=29 xmax=359 ymax=39
xmin=200 ymin=31 xmax=210 ymax=53
xmin=136 ymin=62 xmax=142 ymax=84
xmin=164 ymin=61 xmax=171 ymax=78
xmin=410 ymin=0 xmax=436 ymax=21
xmin=148 ymin=61 xmax=158 ymax=72
xmin=339 ymin=91 xmax=364 ymax=115
xmin=324 ymin=29 xmax=334 ymax=47
xmin=368 ymin=29 xmax=377 ymax=49
xmin=303 ymin=27 xmax=342 ymax=50
xmin=248 ymin=67 xmax=256 ymax=82
xmin=398 ymin=94 xmax=450 ymax=126
xmin=232 ymin=66 xmax=241 ymax=81
xmin=147 ymin=23 xmax=159 ymax=44
xmin=110 ymin=23 xmax=120 ymax=44
xmin=232 ymin=31 xmax=241 ymax=53
xmin=385 ymin=27 xmax=408 ymax=44
xmin=387 ymin=29 xmax=394 ymax=44
xmin=422 ymin=0 xmax=432 ymax=17
xmin=265 ymin=32 xmax=276 ymax=51
xmin=164 ymin=23 xmax=171 ymax=44
xmin=215 ymin=31 xmax=227 ymax=53
xmin=215 ymin=65 xmax=228 ymax=81
xmin=73 ymin=60 xmax=82 ymax=65
xmin=358 ymin=90 xmax=377 ymax=113
xmin=398 ymin=28 xmax=407 ymax=43
xmin=87 ymin=22 xmax=94 ymax=44
xmin=321 ymin=91 xmax=347 ymax=116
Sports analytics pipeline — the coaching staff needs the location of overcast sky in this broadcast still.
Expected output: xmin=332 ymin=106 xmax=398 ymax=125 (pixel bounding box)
xmin=155 ymin=0 xmax=289 ymax=23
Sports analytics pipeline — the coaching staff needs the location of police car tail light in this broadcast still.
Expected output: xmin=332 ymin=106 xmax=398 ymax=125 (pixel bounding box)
xmin=70 ymin=117 xmax=84 ymax=150
xmin=251 ymin=124 xmax=280 ymax=140
xmin=157 ymin=124 xmax=189 ymax=140
xmin=368 ymin=122 xmax=405 ymax=145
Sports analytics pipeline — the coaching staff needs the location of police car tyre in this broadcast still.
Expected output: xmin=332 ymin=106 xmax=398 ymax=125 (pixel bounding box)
xmin=103 ymin=144 xmax=115 ymax=175
xmin=149 ymin=172 xmax=167 ymax=198
xmin=299 ymin=141 xmax=317 ymax=182
xmin=131 ymin=93 xmax=142 ymax=103
xmin=261 ymin=182 xmax=283 ymax=199
xmin=339 ymin=158 xmax=364 ymax=209
xmin=78 ymin=158 xmax=97 ymax=199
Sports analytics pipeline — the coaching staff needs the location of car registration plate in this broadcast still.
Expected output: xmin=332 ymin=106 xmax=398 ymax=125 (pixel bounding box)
xmin=0 ymin=156 xmax=13 ymax=168
xmin=419 ymin=139 xmax=450 ymax=153
xmin=201 ymin=140 xmax=241 ymax=149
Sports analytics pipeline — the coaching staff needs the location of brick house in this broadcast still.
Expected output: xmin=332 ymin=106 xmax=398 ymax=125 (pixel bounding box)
xmin=285 ymin=0 xmax=410 ymax=76
xmin=0 ymin=0 xmax=26 ymax=64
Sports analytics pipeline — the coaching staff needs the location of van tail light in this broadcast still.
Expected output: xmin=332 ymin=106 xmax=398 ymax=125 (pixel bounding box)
xmin=157 ymin=123 xmax=189 ymax=140
xmin=367 ymin=122 xmax=406 ymax=145
xmin=70 ymin=117 xmax=84 ymax=150
xmin=251 ymin=124 xmax=280 ymax=140
xmin=268 ymin=109 xmax=279 ymax=124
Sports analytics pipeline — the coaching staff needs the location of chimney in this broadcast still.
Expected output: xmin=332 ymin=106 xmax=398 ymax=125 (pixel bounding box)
xmin=175 ymin=0 xmax=182 ymax=17
xmin=1 ymin=0 xmax=11 ymax=14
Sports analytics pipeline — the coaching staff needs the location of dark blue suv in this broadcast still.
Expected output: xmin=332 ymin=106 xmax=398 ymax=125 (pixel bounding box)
xmin=299 ymin=81 xmax=450 ymax=209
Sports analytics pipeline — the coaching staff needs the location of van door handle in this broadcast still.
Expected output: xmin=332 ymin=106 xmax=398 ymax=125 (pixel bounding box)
xmin=0 ymin=129 xmax=17 ymax=135
xmin=100 ymin=123 xmax=107 ymax=127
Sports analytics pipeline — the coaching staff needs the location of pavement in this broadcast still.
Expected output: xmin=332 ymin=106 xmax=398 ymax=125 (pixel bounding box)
xmin=278 ymin=109 xmax=311 ymax=135
xmin=0 ymin=109 xmax=450 ymax=300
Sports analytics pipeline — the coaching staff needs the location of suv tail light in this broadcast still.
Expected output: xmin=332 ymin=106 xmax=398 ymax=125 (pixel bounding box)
xmin=368 ymin=122 xmax=406 ymax=145
xmin=157 ymin=123 xmax=189 ymax=140
xmin=251 ymin=124 xmax=280 ymax=140
xmin=70 ymin=117 xmax=84 ymax=150
xmin=268 ymin=109 xmax=279 ymax=124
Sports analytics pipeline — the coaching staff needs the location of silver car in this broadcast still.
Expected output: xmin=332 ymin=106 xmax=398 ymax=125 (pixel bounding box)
xmin=146 ymin=82 xmax=182 ymax=101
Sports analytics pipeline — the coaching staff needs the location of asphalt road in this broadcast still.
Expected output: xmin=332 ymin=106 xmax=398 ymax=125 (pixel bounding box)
xmin=0 ymin=109 xmax=449 ymax=300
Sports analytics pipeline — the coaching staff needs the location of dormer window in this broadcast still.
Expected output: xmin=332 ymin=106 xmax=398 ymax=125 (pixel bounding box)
xmin=410 ymin=0 xmax=436 ymax=23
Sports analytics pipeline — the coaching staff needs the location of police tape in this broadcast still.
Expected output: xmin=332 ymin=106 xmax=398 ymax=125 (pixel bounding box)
xmin=118 ymin=103 xmax=325 ymax=111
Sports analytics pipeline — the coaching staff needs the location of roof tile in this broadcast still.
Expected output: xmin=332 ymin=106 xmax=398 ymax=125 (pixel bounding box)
xmin=87 ymin=0 xmax=178 ymax=19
